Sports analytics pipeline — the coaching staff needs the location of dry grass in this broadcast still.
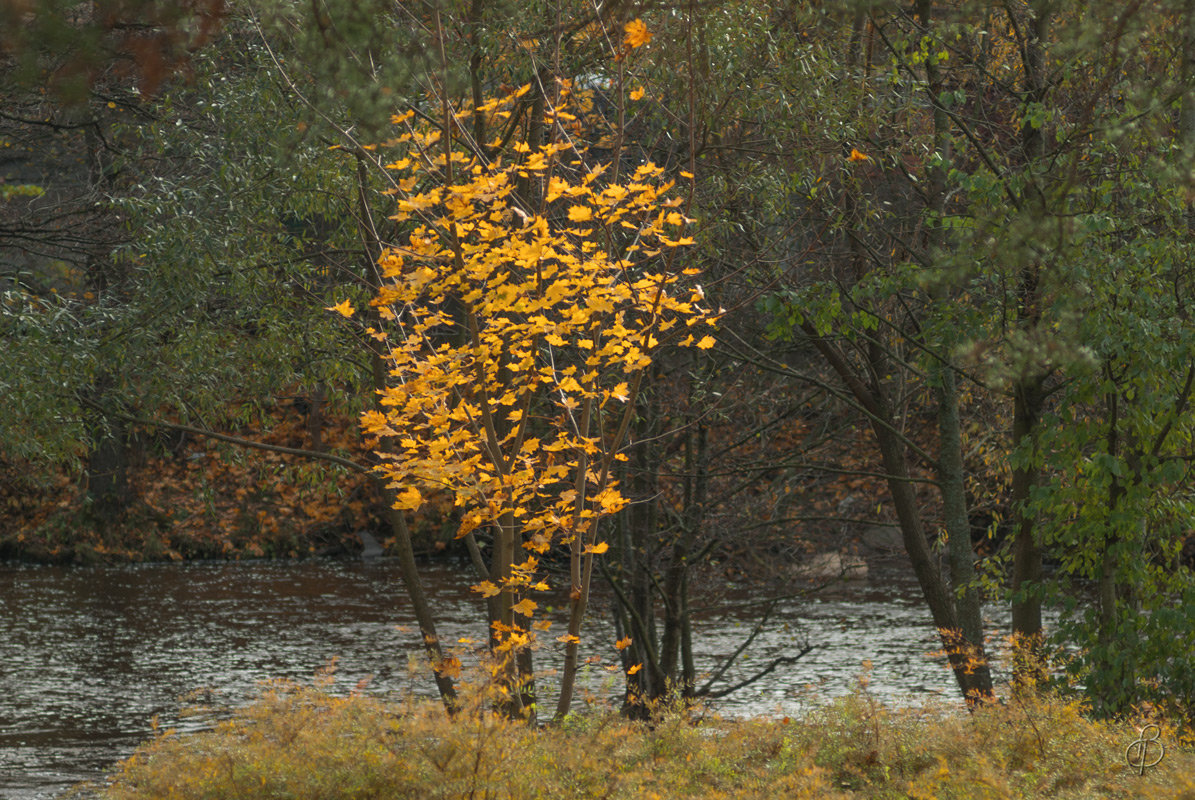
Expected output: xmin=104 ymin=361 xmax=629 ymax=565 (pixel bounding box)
xmin=90 ymin=679 xmax=1195 ymax=800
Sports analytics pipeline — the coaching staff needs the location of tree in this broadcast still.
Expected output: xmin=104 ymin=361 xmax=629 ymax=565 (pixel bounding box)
xmin=595 ymin=0 xmax=850 ymax=711
xmin=8 ymin=0 xmax=1195 ymax=723
xmin=1 ymin=2 xmax=431 ymax=541
xmin=360 ymin=22 xmax=711 ymax=716
xmin=684 ymin=0 xmax=1005 ymax=704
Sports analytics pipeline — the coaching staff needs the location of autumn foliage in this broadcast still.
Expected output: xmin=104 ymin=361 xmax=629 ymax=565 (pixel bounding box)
xmin=0 ymin=401 xmax=389 ymax=562
xmin=346 ymin=70 xmax=711 ymax=712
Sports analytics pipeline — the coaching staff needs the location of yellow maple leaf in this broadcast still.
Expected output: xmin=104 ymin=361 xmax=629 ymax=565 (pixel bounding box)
xmin=848 ymin=147 xmax=870 ymax=162
xmin=627 ymin=663 xmax=643 ymax=675
xmin=624 ymin=18 xmax=652 ymax=49
xmin=593 ymin=487 xmax=627 ymax=514
xmin=394 ymin=486 xmax=423 ymax=510
xmin=630 ymin=86 xmax=645 ymax=101
xmin=473 ymin=581 xmax=502 ymax=598
xmin=327 ymin=298 xmax=355 ymax=317
xmin=696 ymin=335 xmax=716 ymax=349
xmin=584 ymin=541 xmax=610 ymax=554
xmin=512 ymin=598 xmax=538 ymax=617
xmin=568 ymin=205 xmax=593 ymax=222
xmin=615 ymin=635 xmax=633 ymax=651
xmin=557 ymin=633 xmax=581 ymax=644
xmin=532 ymin=619 xmax=553 ymax=631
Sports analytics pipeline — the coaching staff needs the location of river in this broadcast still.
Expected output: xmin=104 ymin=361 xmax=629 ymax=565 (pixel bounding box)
xmin=0 ymin=557 xmax=1008 ymax=799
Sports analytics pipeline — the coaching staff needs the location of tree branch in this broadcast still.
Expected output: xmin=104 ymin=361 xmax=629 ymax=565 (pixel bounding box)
xmin=78 ymin=396 xmax=371 ymax=474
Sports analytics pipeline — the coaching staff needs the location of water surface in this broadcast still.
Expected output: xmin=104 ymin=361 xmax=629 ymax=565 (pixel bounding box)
xmin=0 ymin=558 xmax=992 ymax=798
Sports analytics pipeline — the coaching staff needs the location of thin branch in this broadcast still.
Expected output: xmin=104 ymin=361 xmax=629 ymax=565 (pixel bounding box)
xmin=699 ymin=648 xmax=815 ymax=700
xmin=78 ymin=396 xmax=370 ymax=474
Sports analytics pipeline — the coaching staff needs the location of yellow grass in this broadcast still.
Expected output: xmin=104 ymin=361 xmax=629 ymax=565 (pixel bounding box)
xmin=87 ymin=677 xmax=1195 ymax=800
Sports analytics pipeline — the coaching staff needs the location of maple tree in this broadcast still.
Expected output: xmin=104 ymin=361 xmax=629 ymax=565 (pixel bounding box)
xmin=352 ymin=21 xmax=713 ymax=718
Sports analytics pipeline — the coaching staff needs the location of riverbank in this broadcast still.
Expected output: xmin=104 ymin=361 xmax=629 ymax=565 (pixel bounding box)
xmin=0 ymin=408 xmax=442 ymax=564
xmin=0 ymin=396 xmax=904 ymax=572
xmin=89 ymin=682 xmax=1193 ymax=800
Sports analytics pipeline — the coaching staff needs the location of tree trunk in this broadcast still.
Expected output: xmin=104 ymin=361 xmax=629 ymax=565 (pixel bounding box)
xmin=85 ymin=414 xmax=131 ymax=523
xmin=1006 ymin=0 xmax=1052 ymax=680
xmin=917 ymin=0 xmax=987 ymax=669
xmin=376 ymin=483 xmax=459 ymax=708
xmin=806 ymin=328 xmax=993 ymax=704
xmin=626 ymin=427 xmax=664 ymax=702
xmin=873 ymin=419 xmax=993 ymax=703
xmin=83 ymin=375 xmax=132 ymax=525
xmin=1009 ymin=375 xmax=1045 ymax=645
xmin=305 ymin=383 xmax=326 ymax=452
xmin=936 ymin=369 xmax=985 ymax=652
xmin=356 ymin=156 xmax=457 ymax=711
xmin=659 ymin=420 xmax=704 ymax=698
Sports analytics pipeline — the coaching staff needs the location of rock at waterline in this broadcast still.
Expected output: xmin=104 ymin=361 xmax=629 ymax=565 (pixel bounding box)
xmin=358 ymin=530 xmax=384 ymax=560
xmin=861 ymin=524 xmax=903 ymax=553
xmin=791 ymin=552 xmax=869 ymax=581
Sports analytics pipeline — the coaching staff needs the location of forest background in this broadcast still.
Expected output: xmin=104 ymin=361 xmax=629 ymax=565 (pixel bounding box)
xmin=3 ymin=0 xmax=1195 ymax=724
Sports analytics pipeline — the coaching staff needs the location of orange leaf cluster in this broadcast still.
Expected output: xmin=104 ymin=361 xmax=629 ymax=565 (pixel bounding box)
xmin=623 ymin=18 xmax=652 ymax=49
xmin=364 ymin=90 xmax=711 ymax=621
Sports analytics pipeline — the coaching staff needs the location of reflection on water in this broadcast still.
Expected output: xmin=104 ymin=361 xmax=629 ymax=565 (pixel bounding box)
xmin=0 ymin=559 xmax=1007 ymax=798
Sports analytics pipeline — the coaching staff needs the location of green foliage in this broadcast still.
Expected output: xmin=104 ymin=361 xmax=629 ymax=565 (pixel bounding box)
xmin=0 ymin=183 xmax=45 ymax=201
xmin=747 ymin=0 xmax=1195 ymax=717
xmin=0 ymin=287 xmax=100 ymax=466
xmin=0 ymin=23 xmax=378 ymax=472
xmin=250 ymin=0 xmax=428 ymax=135
xmin=106 ymin=38 xmax=369 ymax=413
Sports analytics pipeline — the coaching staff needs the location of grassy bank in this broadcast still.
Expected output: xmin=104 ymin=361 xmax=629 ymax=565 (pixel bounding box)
xmin=90 ymin=682 xmax=1194 ymax=800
